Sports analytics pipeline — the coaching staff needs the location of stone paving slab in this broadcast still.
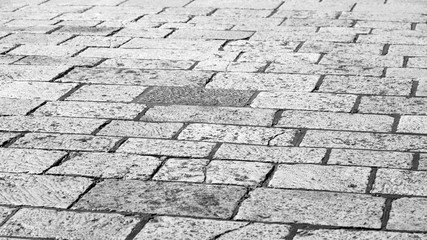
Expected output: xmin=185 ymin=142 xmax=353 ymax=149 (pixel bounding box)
xmin=0 ymin=0 xmax=427 ymax=238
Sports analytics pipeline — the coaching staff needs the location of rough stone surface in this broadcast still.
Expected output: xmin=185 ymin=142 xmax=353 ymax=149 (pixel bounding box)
xmin=49 ymin=153 xmax=162 ymax=180
xmin=74 ymin=180 xmax=246 ymax=218
xmin=66 ymin=85 xmax=147 ymax=102
xmin=0 ymin=132 xmax=19 ymax=146
xmin=0 ymin=98 xmax=43 ymax=116
xmin=99 ymin=58 xmax=194 ymax=70
xmin=153 ymin=158 xmax=208 ymax=182
xmin=235 ymin=188 xmax=384 ymax=228
xmin=388 ymin=198 xmax=427 ymax=231
xmin=294 ymin=229 xmax=427 ymax=239
xmin=359 ymin=96 xmax=427 ymax=115
xmin=97 ymin=121 xmax=183 ymax=138
xmin=0 ymin=207 xmax=15 ymax=224
xmin=0 ymin=82 xmax=76 ymax=100
xmin=372 ymin=169 xmax=427 ymax=196
xmin=397 ymin=116 xmax=427 ymax=134
xmin=0 ymin=209 xmax=139 ymax=240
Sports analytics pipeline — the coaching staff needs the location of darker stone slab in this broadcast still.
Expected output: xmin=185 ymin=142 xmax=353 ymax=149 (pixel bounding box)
xmin=137 ymin=87 xmax=254 ymax=106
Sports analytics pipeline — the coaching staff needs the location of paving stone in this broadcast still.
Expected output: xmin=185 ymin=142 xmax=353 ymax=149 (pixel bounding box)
xmin=0 ymin=209 xmax=139 ymax=240
xmin=117 ymin=138 xmax=215 ymax=157
xmin=58 ymin=6 xmax=161 ymax=21
xmin=407 ymin=57 xmax=427 ymax=69
xmin=319 ymin=76 xmax=412 ymax=95
xmin=178 ymin=124 xmax=296 ymax=145
xmin=267 ymin=62 xmax=384 ymax=76
xmin=34 ymin=101 xmax=145 ymax=119
xmin=0 ymin=207 xmax=14 ymax=223
xmin=294 ymin=229 xmax=427 ymax=239
xmin=141 ymin=105 xmax=275 ymax=126
xmin=270 ymin=164 xmax=370 ymax=193
xmin=188 ymin=0 xmax=283 ymax=9
xmin=99 ymin=59 xmax=194 ymax=70
xmin=358 ymin=31 xmax=427 ymax=45
xmin=61 ymin=36 xmax=131 ymax=47
xmin=138 ymin=14 xmax=191 ymax=23
xmin=0 ymin=82 xmax=76 ymax=100
xmin=328 ymin=149 xmax=413 ymax=169
xmin=0 ymin=98 xmax=43 ymax=116
xmin=218 ymin=223 xmax=291 ymax=240
xmin=388 ymin=198 xmax=427 ymax=231
xmin=213 ymin=9 xmax=273 ymax=18
xmin=354 ymin=21 xmax=411 ymax=30
xmin=206 ymin=160 xmax=272 ymax=186
xmin=235 ymin=188 xmax=384 ymax=228
xmin=49 ymin=152 xmax=161 ymax=180
xmin=55 ymin=26 xmax=121 ymax=36
xmin=206 ymin=72 xmax=319 ymax=92
xmin=0 ymin=116 xmax=105 ymax=134
xmin=9 ymin=45 xmax=84 ymax=57
xmin=299 ymin=41 xmax=384 ymax=55
xmin=114 ymin=28 xmax=173 ymax=38
xmin=0 ymin=133 xmax=19 ymax=146
xmin=15 ymin=55 xmax=100 ymax=67
xmin=388 ymin=45 xmax=427 ymax=56
xmin=170 ymin=29 xmax=253 ymax=40
xmin=251 ymin=31 xmax=355 ymax=42
xmin=153 ymin=158 xmax=208 ymax=182
xmin=279 ymin=1 xmax=354 ymax=11
xmin=45 ymin=0 xmax=124 ymax=5
xmin=320 ymin=54 xmax=402 ymax=67
xmin=223 ymin=40 xmax=299 ymax=52
xmin=74 ymin=180 xmax=246 ymax=218
xmin=121 ymin=38 xmax=224 ymax=51
xmin=161 ymin=7 xmax=216 ymax=16
xmin=0 ymin=148 xmax=66 ymax=174
xmin=121 ymin=0 xmax=191 ymax=7
xmin=0 ymin=65 xmax=69 ymax=81
xmin=97 ymin=121 xmax=183 ymax=138
xmin=0 ymin=55 xmax=23 ymax=64
xmin=273 ymin=10 xmax=341 ymax=19
xmin=251 ymin=92 xmax=356 ymax=111
xmin=340 ymin=12 xmax=427 ymax=22
xmin=0 ymin=173 xmax=91 ymax=208
xmin=0 ymin=44 xmax=14 ymax=54
xmin=193 ymin=60 xmax=264 ymax=72
xmin=67 ymin=85 xmax=147 ymax=102
xmin=134 ymin=216 xmax=246 ymax=240
xmin=387 ymin=68 xmax=427 ymax=79
xmin=12 ymin=133 xmax=120 ymax=151
xmin=214 ymin=144 xmax=325 ymax=163
xmin=397 ymin=116 xmax=427 ymax=134
xmin=137 ymin=87 xmax=254 ymax=107
xmin=0 ymin=33 xmax=72 ymax=45
xmin=277 ymin=110 xmax=394 ymax=132
xmin=59 ymin=68 xmax=212 ymax=87
xmin=57 ymin=20 xmax=102 ymax=27
xmin=301 ymin=130 xmax=427 ymax=151
xmin=15 ymin=5 xmax=90 ymax=13
xmin=416 ymin=154 xmax=427 ymax=170
xmin=359 ymin=96 xmax=427 ymax=115
xmin=372 ymin=169 xmax=427 ymax=196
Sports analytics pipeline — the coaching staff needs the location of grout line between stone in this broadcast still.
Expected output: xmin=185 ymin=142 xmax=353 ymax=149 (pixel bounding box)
xmin=411 ymin=153 xmax=420 ymax=170
xmin=365 ymin=167 xmax=378 ymax=193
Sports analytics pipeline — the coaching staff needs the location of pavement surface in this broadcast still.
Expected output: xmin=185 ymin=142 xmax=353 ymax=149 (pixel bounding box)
xmin=0 ymin=0 xmax=427 ymax=239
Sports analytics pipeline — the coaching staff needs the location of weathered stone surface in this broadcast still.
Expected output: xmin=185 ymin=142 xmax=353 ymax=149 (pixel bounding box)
xmin=12 ymin=133 xmax=120 ymax=151
xmin=0 ymin=209 xmax=139 ymax=240
xmin=0 ymin=98 xmax=43 ymax=116
xmin=277 ymin=110 xmax=393 ymax=132
xmin=217 ymin=222 xmax=291 ymax=240
xmin=99 ymin=58 xmax=194 ymax=70
xmin=34 ymin=101 xmax=145 ymax=119
xmin=178 ymin=124 xmax=296 ymax=145
xmin=170 ymin=29 xmax=253 ymax=40
xmin=328 ymin=149 xmax=413 ymax=169
xmin=0 ymin=82 xmax=76 ymax=100
xmin=153 ymin=158 xmax=208 ymax=182
xmin=294 ymin=229 xmax=427 ymax=239
xmin=0 ymin=133 xmax=19 ymax=146
xmin=235 ymin=188 xmax=384 ymax=228
xmin=238 ymin=52 xmax=320 ymax=64
xmin=300 ymin=41 xmax=384 ymax=55
xmin=0 ymin=65 xmax=69 ymax=81
xmin=387 ymin=68 xmax=427 ymax=79
xmin=207 ymin=72 xmax=319 ymax=91
xmin=0 ymin=116 xmax=105 ymax=134
xmin=60 ymin=68 xmax=212 ymax=87
xmin=97 ymin=121 xmax=183 ymax=138
xmin=137 ymin=87 xmax=254 ymax=107
xmin=359 ymin=96 xmax=427 ymax=115
xmin=141 ymin=105 xmax=276 ymax=126
xmin=0 ymin=33 xmax=72 ymax=45
xmin=397 ymin=116 xmax=427 ymax=134
xmin=0 ymin=173 xmax=91 ymax=208
xmin=49 ymin=152 xmax=161 ymax=180
xmin=251 ymin=92 xmax=356 ymax=111
xmin=223 ymin=40 xmax=299 ymax=52
xmin=408 ymin=57 xmax=427 ymax=69
xmin=188 ymin=0 xmax=283 ymax=9
xmin=388 ymin=198 xmax=427 ymax=231
xmin=74 ymin=180 xmax=246 ymax=218
xmin=117 ymin=138 xmax=215 ymax=157
xmin=15 ymin=55 xmax=100 ymax=67
xmin=0 ymin=55 xmax=23 ymax=64
xmin=267 ymin=62 xmax=383 ymax=76
xmin=122 ymin=0 xmax=191 ymax=7
xmin=9 ymin=45 xmax=84 ymax=57
xmin=121 ymin=38 xmax=224 ymax=51
xmin=58 ymin=6 xmax=161 ymax=21
xmin=213 ymin=9 xmax=273 ymax=18
xmin=67 ymin=85 xmax=147 ymax=102
xmin=301 ymin=130 xmax=427 ymax=151
xmin=61 ymin=36 xmax=131 ymax=47
xmin=206 ymin=160 xmax=273 ymax=186
xmin=270 ymin=164 xmax=371 ymax=193
xmin=214 ymin=144 xmax=326 ymax=163
xmin=0 ymin=148 xmax=66 ymax=174
xmin=372 ymin=169 xmax=427 ymax=196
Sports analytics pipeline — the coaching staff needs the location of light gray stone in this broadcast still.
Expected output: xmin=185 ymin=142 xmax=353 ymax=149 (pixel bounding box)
xmin=0 ymin=82 xmax=76 ymax=100
xmin=372 ymin=169 xmax=427 ymax=196
xmin=67 ymin=85 xmax=147 ymax=102
xmin=294 ymin=229 xmax=427 ymax=239
xmin=0 ymin=65 xmax=69 ymax=81
xmin=153 ymin=158 xmax=208 ymax=182
xmin=359 ymin=96 xmax=427 ymax=115
xmin=0 ymin=98 xmax=43 ymax=116
xmin=97 ymin=121 xmax=183 ymax=138
xmin=397 ymin=116 xmax=427 ymax=134
xmin=388 ymin=197 xmax=427 ymax=231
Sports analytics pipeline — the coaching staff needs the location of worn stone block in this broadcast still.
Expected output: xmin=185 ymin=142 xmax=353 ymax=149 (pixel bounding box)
xmin=153 ymin=158 xmax=208 ymax=182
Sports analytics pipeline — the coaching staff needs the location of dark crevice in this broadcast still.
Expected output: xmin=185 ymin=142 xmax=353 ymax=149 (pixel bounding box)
xmin=365 ymin=167 xmax=378 ymax=193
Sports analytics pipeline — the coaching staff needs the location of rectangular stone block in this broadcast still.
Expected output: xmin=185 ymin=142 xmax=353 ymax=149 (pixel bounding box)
xmin=319 ymin=54 xmax=402 ymax=68
xmin=0 ymin=133 xmax=19 ymax=146
xmin=301 ymin=130 xmax=427 ymax=151
xmin=73 ymin=180 xmax=246 ymax=218
xmin=114 ymin=28 xmax=172 ymax=38
xmin=214 ymin=144 xmax=326 ymax=163
xmin=49 ymin=152 xmax=161 ymax=180
xmin=0 ymin=148 xmax=66 ymax=174
xmin=136 ymin=87 xmax=254 ymax=107
xmin=251 ymin=31 xmax=355 ymax=42
xmin=0 ymin=209 xmax=139 ymax=240
xmin=9 ymin=45 xmax=84 ymax=57
xmin=99 ymin=59 xmax=194 ymax=70
xmin=294 ymin=229 xmax=427 ymax=239
xmin=267 ymin=63 xmax=384 ymax=76
xmin=269 ymin=164 xmax=371 ymax=193
xmin=178 ymin=123 xmax=296 ymax=145
xmin=397 ymin=116 xmax=427 ymax=134
xmin=223 ymin=40 xmax=300 ymax=52
xmin=388 ymin=45 xmax=427 ymax=56
xmin=300 ymin=41 xmax=383 ymax=55
xmin=58 ymin=6 xmax=161 ymax=21
xmin=387 ymin=68 xmax=427 ymax=79
xmin=359 ymin=96 xmax=427 ymax=115
xmin=251 ymin=92 xmax=356 ymax=111
xmin=340 ymin=12 xmax=427 ymax=22
xmin=170 ymin=29 xmax=254 ymax=40
xmin=282 ymin=18 xmax=353 ymax=27
xmin=120 ymin=38 xmax=224 ymax=51
xmin=60 ymin=36 xmax=131 ymax=47
xmin=153 ymin=158 xmax=208 ymax=183
xmin=240 ymin=51 xmax=321 ymax=64
xmin=235 ymin=188 xmax=384 ymax=228
xmin=358 ymin=32 xmax=427 ymax=45
xmin=0 ymin=65 xmax=69 ymax=81
xmin=354 ymin=21 xmax=411 ymax=30
xmin=407 ymin=57 xmax=427 ymax=69
xmin=0 ymin=173 xmax=91 ymax=208
xmin=388 ymin=198 xmax=427 ymax=231
xmin=117 ymin=138 xmax=215 ymax=157
xmin=15 ymin=56 xmax=100 ymax=67
xmin=277 ymin=110 xmax=394 ymax=132
xmin=12 ymin=133 xmax=121 ymax=151
xmin=188 ymin=0 xmax=283 ymax=9
xmin=0 ymin=33 xmax=73 ymax=45
xmin=206 ymin=72 xmax=319 ymax=92
xmin=372 ymin=169 xmax=427 ymax=196
xmin=213 ymin=8 xmax=273 ymax=18
xmin=0 ymin=116 xmax=105 ymax=134
xmin=0 ymin=82 xmax=77 ymax=100
xmin=0 ymin=98 xmax=43 ymax=116
xmin=59 ymin=67 xmax=212 ymax=87
xmin=97 ymin=121 xmax=183 ymax=138
xmin=66 ymin=85 xmax=147 ymax=102
xmin=34 ymin=101 xmax=145 ymax=119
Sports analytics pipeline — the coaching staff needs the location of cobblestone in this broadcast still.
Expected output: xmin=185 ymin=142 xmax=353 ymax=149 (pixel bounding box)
xmin=388 ymin=198 xmax=427 ymax=231
xmin=359 ymin=96 xmax=427 ymax=115
xmin=0 ymin=65 xmax=69 ymax=81
xmin=97 ymin=121 xmax=183 ymax=138
xmin=372 ymin=169 xmax=427 ymax=196
xmin=153 ymin=158 xmax=208 ymax=182
xmin=294 ymin=229 xmax=427 ymax=239
xmin=0 ymin=98 xmax=43 ymax=116
xmin=0 ymin=82 xmax=76 ymax=100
